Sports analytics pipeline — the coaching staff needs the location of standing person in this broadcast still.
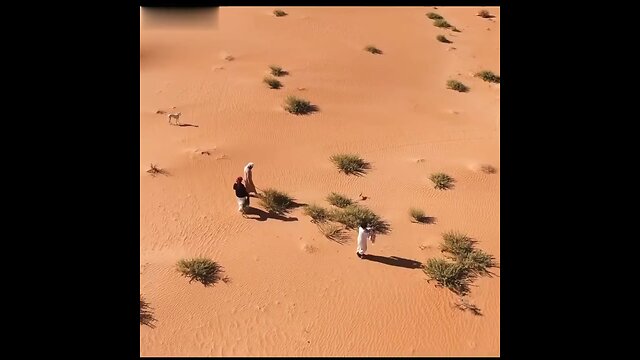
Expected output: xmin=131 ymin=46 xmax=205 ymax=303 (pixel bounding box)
xmin=356 ymin=222 xmax=374 ymax=259
xmin=243 ymin=162 xmax=256 ymax=195
xmin=233 ymin=177 xmax=250 ymax=214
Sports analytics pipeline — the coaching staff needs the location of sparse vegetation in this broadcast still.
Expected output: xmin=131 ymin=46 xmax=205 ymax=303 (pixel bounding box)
xmin=140 ymin=295 xmax=156 ymax=327
xmin=451 ymin=26 xmax=461 ymax=32
xmin=440 ymin=231 xmax=475 ymax=259
xmin=224 ymin=55 xmax=234 ymax=61
xmin=437 ymin=35 xmax=451 ymax=43
xmin=318 ymin=222 xmax=347 ymax=242
xmin=330 ymin=154 xmax=370 ymax=175
xmin=147 ymin=163 xmax=168 ymax=177
xmin=426 ymin=12 xmax=443 ymax=20
xmin=273 ymin=9 xmax=287 ymax=17
xmin=423 ymin=259 xmax=472 ymax=295
xmin=477 ymin=10 xmax=492 ymax=18
xmin=430 ymin=172 xmax=454 ymax=190
xmin=329 ymin=204 xmax=390 ymax=234
xmin=176 ymin=258 xmax=222 ymax=286
xmin=423 ymin=231 xmax=498 ymax=296
xmin=364 ymin=45 xmax=383 ymax=54
xmin=269 ymin=65 xmax=286 ymax=77
xmin=260 ymin=188 xmax=295 ymax=214
xmin=326 ymin=192 xmax=354 ymax=208
xmin=480 ymin=164 xmax=497 ymax=174
xmin=433 ymin=19 xmax=451 ymax=28
xmin=447 ymin=80 xmax=469 ymax=92
xmin=475 ymin=71 xmax=500 ymax=84
xmin=263 ymin=77 xmax=282 ymax=89
xmin=284 ymin=96 xmax=316 ymax=115
xmin=409 ymin=208 xmax=429 ymax=223
xmin=304 ymin=204 xmax=329 ymax=223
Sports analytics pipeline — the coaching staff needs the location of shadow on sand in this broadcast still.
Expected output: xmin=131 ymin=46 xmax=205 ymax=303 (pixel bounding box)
xmin=244 ymin=206 xmax=298 ymax=222
xmin=363 ymin=255 xmax=423 ymax=269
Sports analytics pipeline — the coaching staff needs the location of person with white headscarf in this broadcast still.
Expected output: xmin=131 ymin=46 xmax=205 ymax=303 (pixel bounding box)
xmin=243 ymin=162 xmax=256 ymax=195
xmin=356 ymin=221 xmax=375 ymax=259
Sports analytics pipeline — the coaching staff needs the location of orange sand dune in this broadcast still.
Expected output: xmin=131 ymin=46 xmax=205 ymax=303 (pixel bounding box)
xmin=140 ymin=6 xmax=500 ymax=356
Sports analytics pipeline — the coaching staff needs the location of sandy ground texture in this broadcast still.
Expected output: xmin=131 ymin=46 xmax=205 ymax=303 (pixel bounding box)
xmin=140 ymin=6 xmax=500 ymax=357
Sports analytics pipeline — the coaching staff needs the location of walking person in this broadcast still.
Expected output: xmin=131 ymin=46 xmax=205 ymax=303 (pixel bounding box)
xmin=244 ymin=162 xmax=256 ymax=195
xmin=233 ymin=176 xmax=250 ymax=214
xmin=356 ymin=222 xmax=375 ymax=259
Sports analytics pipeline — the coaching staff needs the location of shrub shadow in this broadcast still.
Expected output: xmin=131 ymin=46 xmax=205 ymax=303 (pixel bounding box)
xmin=244 ymin=206 xmax=298 ymax=222
xmin=140 ymin=296 xmax=157 ymax=328
xmin=413 ymin=216 xmax=437 ymax=224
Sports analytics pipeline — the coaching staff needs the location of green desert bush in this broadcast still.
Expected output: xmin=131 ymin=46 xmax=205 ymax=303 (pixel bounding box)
xmin=364 ymin=45 xmax=383 ymax=54
xmin=330 ymin=204 xmax=390 ymax=234
xmin=263 ymin=77 xmax=282 ymax=89
xmin=273 ymin=9 xmax=287 ymax=17
xmin=430 ymin=172 xmax=454 ymax=189
xmin=176 ymin=258 xmax=222 ymax=286
xmin=433 ymin=19 xmax=451 ymax=28
xmin=304 ymin=204 xmax=329 ymax=223
xmin=436 ymin=35 xmax=451 ymax=43
xmin=446 ymin=80 xmax=469 ymax=92
xmin=423 ymin=258 xmax=472 ymax=295
xmin=409 ymin=208 xmax=428 ymax=223
xmin=269 ymin=65 xmax=286 ymax=77
xmin=460 ymin=249 xmax=498 ymax=276
xmin=330 ymin=154 xmax=370 ymax=175
xmin=284 ymin=96 xmax=316 ymax=115
xmin=475 ymin=70 xmax=500 ymax=83
xmin=260 ymin=188 xmax=295 ymax=214
xmin=440 ymin=231 xmax=475 ymax=259
xmin=326 ymin=192 xmax=354 ymax=208
xmin=426 ymin=12 xmax=443 ymax=20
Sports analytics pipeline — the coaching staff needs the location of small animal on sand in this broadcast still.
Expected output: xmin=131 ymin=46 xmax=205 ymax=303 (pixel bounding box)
xmin=168 ymin=112 xmax=182 ymax=125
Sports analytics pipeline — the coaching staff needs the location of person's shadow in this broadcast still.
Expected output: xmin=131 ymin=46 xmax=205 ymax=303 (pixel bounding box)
xmin=244 ymin=206 xmax=298 ymax=222
xmin=363 ymin=255 xmax=423 ymax=269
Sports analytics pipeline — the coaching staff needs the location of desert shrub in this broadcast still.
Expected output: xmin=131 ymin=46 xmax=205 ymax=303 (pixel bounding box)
xmin=434 ymin=19 xmax=451 ymax=28
xmin=284 ymin=96 xmax=315 ymax=115
xmin=440 ymin=231 xmax=474 ymax=258
xmin=477 ymin=10 xmax=492 ymax=18
xmin=409 ymin=208 xmax=428 ymax=223
xmin=480 ymin=164 xmax=497 ymax=173
xmin=426 ymin=12 xmax=443 ymax=20
xmin=446 ymin=80 xmax=469 ymax=92
xmin=330 ymin=204 xmax=390 ymax=234
xmin=140 ymin=295 xmax=155 ymax=327
xmin=423 ymin=259 xmax=471 ymax=295
xmin=147 ymin=163 xmax=168 ymax=176
xmin=460 ymin=249 xmax=498 ymax=276
xmin=318 ymin=222 xmax=347 ymax=242
xmin=430 ymin=172 xmax=454 ymax=189
xmin=364 ymin=45 xmax=383 ymax=54
xmin=176 ymin=258 xmax=222 ymax=286
xmin=260 ymin=188 xmax=294 ymax=214
xmin=263 ymin=77 xmax=282 ymax=89
xmin=330 ymin=154 xmax=370 ymax=175
xmin=274 ymin=9 xmax=287 ymax=17
xmin=437 ymin=35 xmax=451 ymax=43
xmin=326 ymin=192 xmax=354 ymax=208
xmin=269 ymin=65 xmax=286 ymax=77
xmin=475 ymin=70 xmax=500 ymax=83
xmin=304 ymin=204 xmax=329 ymax=223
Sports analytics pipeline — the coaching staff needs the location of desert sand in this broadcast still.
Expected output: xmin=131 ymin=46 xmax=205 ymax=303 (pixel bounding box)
xmin=140 ymin=6 xmax=500 ymax=357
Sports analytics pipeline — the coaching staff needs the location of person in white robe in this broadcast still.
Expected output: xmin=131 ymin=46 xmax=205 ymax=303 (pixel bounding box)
xmin=243 ymin=162 xmax=256 ymax=195
xmin=357 ymin=222 xmax=375 ymax=259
